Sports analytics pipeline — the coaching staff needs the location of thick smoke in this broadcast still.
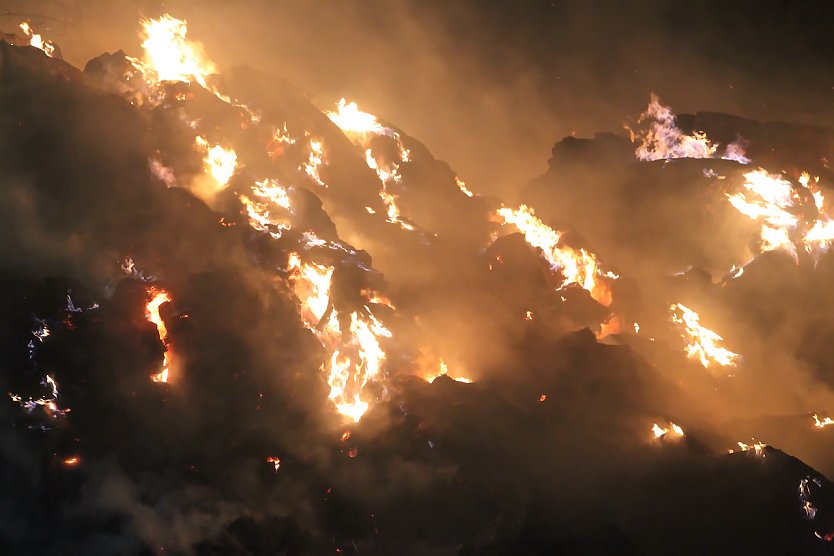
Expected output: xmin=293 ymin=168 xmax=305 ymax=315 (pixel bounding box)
xmin=1 ymin=4 xmax=834 ymax=556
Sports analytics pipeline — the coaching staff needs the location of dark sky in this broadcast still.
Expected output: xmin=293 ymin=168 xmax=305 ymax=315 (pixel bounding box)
xmin=3 ymin=0 xmax=834 ymax=194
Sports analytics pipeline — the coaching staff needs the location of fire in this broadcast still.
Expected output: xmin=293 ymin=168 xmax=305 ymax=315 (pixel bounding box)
xmin=139 ymin=15 xmax=216 ymax=89
xmin=267 ymin=124 xmax=296 ymax=159
xmin=422 ymin=359 xmax=472 ymax=384
xmin=145 ymin=287 xmax=173 ymax=383
xmin=302 ymin=139 xmax=327 ymax=187
xmin=266 ymin=456 xmax=281 ymax=472
xmin=63 ymin=456 xmax=80 ymax=466
xmin=651 ymin=422 xmax=684 ymax=440
xmin=239 ymin=178 xmax=293 ymax=238
xmin=813 ymin=415 xmax=834 ymax=429
xmin=725 ymin=169 xmax=800 ymax=260
xmin=195 ymin=136 xmax=237 ymax=192
xmin=731 ymin=441 xmax=767 ymax=457
xmin=286 ymin=254 xmax=394 ymax=422
xmin=670 ymin=303 xmax=740 ymax=368
xmin=726 ymin=169 xmax=834 ymax=264
xmin=327 ymin=98 xmax=395 ymax=142
xmin=19 ymin=22 xmax=56 ymax=57
xmin=327 ymin=99 xmax=415 ymax=231
xmin=631 ymin=94 xmax=749 ymax=163
xmin=455 ymin=177 xmax=475 ymax=197
xmin=496 ymin=204 xmax=614 ymax=306
xmin=9 ymin=374 xmax=69 ymax=419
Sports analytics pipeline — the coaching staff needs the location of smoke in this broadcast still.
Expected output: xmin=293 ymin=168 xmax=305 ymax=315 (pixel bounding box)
xmin=1 ymin=4 xmax=834 ymax=555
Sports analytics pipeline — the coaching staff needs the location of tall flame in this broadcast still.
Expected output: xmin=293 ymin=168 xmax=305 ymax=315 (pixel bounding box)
xmin=194 ymin=136 xmax=238 ymax=193
xmin=632 ymin=94 xmax=749 ymax=163
xmin=139 ymin=15 xmax=217 ymax=89
xmin=287 ymin=254 xmax=393 ymax=422
xmin=146 ymin=288 xmax=173 ymax=383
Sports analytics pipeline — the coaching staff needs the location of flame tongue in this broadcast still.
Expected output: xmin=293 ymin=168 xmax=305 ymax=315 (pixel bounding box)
xmin=145 ymin=287 xmax=173 ymax=383
xmin=287 ymin=254 xmax=392 ymax=422
xmin=496 ymin=204 xmax=614 ymax=306
xmin=670 ymin=303 xmax=740 ymax=369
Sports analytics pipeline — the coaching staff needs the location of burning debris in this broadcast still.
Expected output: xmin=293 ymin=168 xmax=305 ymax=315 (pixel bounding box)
xmin=1 ymin=9 xmax=834 ymax=555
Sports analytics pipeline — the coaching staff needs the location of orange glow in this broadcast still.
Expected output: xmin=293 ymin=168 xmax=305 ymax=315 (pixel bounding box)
xmin=63 ymin=456 xmax=80 ymax=466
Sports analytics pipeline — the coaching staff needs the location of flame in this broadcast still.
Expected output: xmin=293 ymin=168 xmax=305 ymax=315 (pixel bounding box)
xmin=139 ymin=15 xmax=216 ymax=89
xmin=287 ymin=254 xmax=393 ymax=421
xmin=496 ymin=204 xmax=614 ymax=306
xmin=145 ymin=287 xmax=173 ymax=383
xmin=266 ymin=456 xmax=281 ymax=472
xmin=813 ymin=414 xmax=834 ymax=429
xmin=63 ymin=456 xmax=80 ymax=466
xmin=726 ymin=169 xmax=834 ymax=264
xmin=327 ymin=99 xmax=415 ymax=231
xmin=726 ymin=169 xmax=800 ymax=260
xmin=19 ymin=22 xmax=56 ymax=57
xmin=631 ymin=94 xmax=749 ymax=163
xmin=267 ymin=124 xmax=296 ymax=159
xmin=651 ymin=422 xmax=685 ymax=439
xmin=422 ymin=358 xmax=472 ymax=384
xmin=239 ymin=178 xmax=293 ymax=237
xmin=731 ymin=441 xmax=767 ymax=456
xmin=302 ymin=139 xmax=327 ymax=187
xmin=455 ymin=177 xmax=475 ymax=197
xmin=327 ymin=98 xmax=395 ymax=142
xmin=194 ymin=136 xmax=237 ymax=192
xmin=670 ymin=303 xmax=740 ymax=368
xmin=9 ymin=373 xmax=69 ymax=419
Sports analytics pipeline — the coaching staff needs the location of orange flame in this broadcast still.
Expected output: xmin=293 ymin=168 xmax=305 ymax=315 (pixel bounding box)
xmin=145 ymin=288 xmax=173 ymax=383
xmin=670 ymin=303 xmax=740 ymax=369
xmin=496 ymin=204 xmax=615 ymax=306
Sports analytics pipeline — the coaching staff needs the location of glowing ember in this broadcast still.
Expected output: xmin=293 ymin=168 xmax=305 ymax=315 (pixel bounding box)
xmin=63 ymin=456 xmax=80 ymax=466
xmin=813 ymin=415 xmax=834 ymax=429
xmin=19 ymin=22 xmax=56 ymax=57
xmin=631 ymin=94 xmax=748 ymax=163
xmin=423 ymin=359 xmax=473 ymax=384
xmin=538 ymin=394 xmax=547 ymax=402
xmin=145 ymin=287 xmax=173 ymax=383
xmin=670 ymin=303 xmax=740 ymax=369
xmin=496 ymin=204 xmax=614 ymax=306
xmin=195 ymin=136 xmax=237 ymax=192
